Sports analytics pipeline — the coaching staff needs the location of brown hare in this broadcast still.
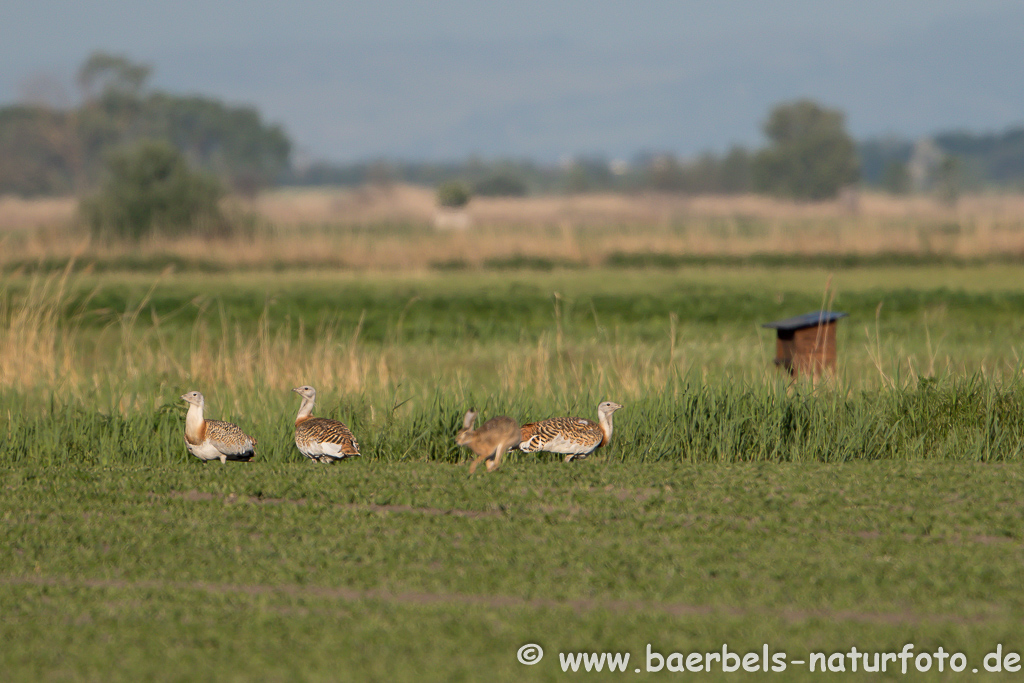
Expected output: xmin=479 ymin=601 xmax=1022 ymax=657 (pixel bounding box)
xmin=455 ymin=409 xmax=521 ymax=473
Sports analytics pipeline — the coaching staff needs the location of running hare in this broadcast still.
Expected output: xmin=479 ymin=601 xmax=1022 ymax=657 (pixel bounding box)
xmin=455 ymin=409 xmax=521 ymax=473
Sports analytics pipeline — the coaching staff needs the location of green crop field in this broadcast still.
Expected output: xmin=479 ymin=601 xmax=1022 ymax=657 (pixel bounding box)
xmin=3 ymin=262 xmax=1024 ymax=681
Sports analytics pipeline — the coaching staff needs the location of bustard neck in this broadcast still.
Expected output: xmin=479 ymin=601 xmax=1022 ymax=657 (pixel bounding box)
xmin=296 ymin=395 xmax=316 ymax=422
xmin=598 ymin=409 xmax=615 ymax=445
xmin=184 ymin=402 xmax=206 ymax=442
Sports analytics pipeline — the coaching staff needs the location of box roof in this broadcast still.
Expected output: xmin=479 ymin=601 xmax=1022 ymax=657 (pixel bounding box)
xmin=762 ymin=310 xmax=848 ymax=331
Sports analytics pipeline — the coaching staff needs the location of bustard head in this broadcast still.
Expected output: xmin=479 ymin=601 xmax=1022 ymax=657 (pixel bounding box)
xmin=293 ymin=386 xmax=317 ymax=401
xmin=597 ymin=401 xmax=623 ymax=419
xmin=181 ymin=390 xmax=205 ymax=407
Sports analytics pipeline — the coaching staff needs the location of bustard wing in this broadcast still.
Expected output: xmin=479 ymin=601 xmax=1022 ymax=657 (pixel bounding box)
xmin=204 ymin=420 xmax=257 ymax=460
xmin=518 ymin=417 xmax=602 ymax=455
xmin=296 ymin=417 xmax=360 ymax=458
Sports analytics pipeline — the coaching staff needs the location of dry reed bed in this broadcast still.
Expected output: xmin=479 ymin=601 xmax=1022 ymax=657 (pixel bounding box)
xmin=0 ymin=195 xmax=76 ymax=232
xmin=3 ymin=187 xmax=1024 ymax=270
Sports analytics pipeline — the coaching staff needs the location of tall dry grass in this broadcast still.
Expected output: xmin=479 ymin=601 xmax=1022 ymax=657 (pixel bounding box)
xmin=0 ymin=263 xmax=84 ymax=391
xmin=0 ymin=264 xmax=775 ymax=414
xmin=3 ymin=265 xmax=1018 ymax=418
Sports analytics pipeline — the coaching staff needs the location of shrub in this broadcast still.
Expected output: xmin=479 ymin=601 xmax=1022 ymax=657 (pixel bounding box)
xmin=82 ymin=140 xmax=225 ymax=240
xmin=436 ymin=181 xmax=471 ymax=208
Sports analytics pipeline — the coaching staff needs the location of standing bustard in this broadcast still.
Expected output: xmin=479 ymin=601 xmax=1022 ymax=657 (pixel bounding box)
xmin=518 ymin=401 xmax=623 ymax=462
xmin=456 ymin=409 xmax=521 ymax=474
xmin=180 ymin=391 xmax=256 ymax=463
xmin=292 ymin=386 xmax=360 ymax=462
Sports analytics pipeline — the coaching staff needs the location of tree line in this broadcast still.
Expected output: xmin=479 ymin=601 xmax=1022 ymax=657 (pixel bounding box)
xmin=4 ymin=51 xmax=1024 ymax=234
xmin=0 ymin=52 xmax=290 ymax=198
xmin=287 ymin=99 xmax=861 ymax=202
xmin=289 ymin=105 xmax=1024 ymax=201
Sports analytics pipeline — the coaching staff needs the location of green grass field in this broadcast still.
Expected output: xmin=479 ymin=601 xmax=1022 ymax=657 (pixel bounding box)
xmin=4 ymin=462 xmax=1024 ymax=681
xmin=3 ymin=263 xmax=1024 ymax=680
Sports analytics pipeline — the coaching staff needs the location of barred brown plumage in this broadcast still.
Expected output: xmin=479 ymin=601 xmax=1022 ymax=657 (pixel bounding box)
xmin=518 ymin=401 xmax=623 ymax=462
xmin=180 ymin=391 xmax=256 ymax=464
xmin=292 ymin=385 xmax=360 ymax=462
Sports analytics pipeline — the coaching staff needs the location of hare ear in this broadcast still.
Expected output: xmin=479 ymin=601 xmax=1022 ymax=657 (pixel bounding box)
xmin=462 ymin=410 xmax=478 ymax=430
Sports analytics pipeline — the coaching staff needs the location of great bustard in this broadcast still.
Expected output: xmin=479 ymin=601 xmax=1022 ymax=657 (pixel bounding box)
xmin=518 ymin=401 xmax=623 ymax=462
xmin=180 ymin=391 xmax=256 ymax=464
xmin=455 ymin=409 xmax=521 ymax=473
xmin=292 ymin=386 xmax=360 ymax=462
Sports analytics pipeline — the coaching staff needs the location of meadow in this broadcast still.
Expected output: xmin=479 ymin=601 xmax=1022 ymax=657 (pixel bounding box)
xmin=3 ymin=190 xmax=1024 ymax=680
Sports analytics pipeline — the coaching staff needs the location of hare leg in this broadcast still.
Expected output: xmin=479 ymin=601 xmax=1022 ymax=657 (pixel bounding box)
xmin=469 ymin=453 xmax=488 ymax=474
xmin=485 ymin=452 xmax=501 ymax=472
xmin=486 ymin=437 xmax=515 ymax=472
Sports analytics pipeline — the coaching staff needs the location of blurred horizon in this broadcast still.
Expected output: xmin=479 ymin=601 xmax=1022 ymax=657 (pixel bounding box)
xmin=4 ymin=0 xmax=1024 ymax=164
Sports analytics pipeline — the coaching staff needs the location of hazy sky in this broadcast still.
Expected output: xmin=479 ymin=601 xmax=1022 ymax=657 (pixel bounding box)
xmin=4 ymin=1 xmax=1024 ymax=162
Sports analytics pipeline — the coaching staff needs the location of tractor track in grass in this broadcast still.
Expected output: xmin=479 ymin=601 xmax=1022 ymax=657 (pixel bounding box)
xmin=150 ymin=489 xmax=503 ymax=518
xmin=144 ymin=490 xmax=1024 ymax=546
xmin=1 ymin=574 xmax=995 ymax=626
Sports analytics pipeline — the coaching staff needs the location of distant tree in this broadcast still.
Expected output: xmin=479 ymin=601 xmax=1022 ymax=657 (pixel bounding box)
xmin=473 ymin=174 xmax=528 ymax=197
xmin=77 ymin=52 xmax=152 ymax=102
xmin=857 ymin=137 xmax=914 ymax=187
xmin=881 ymin=161 xmax=911 ymax=195
xmin=0 ymin=52 xmax=290 ymax=197
xmin=751 ymin=99 xmax=859 ymax=200
xmin=436 ymin=181 xmax=471 ymax=208
xmin=933 ymin=128 xmax=1024 ymax=185
xmin=563 ymin=157 xmax=615 ymax=193
xmin=638 ymin=149 xmax=752 ymax=195
xmin=718 ymin=146 xmax=752 ymax=193
xmin=142 ymin=93 xmax=291 ymax=195
xmin=645 ymin=154 xmax=686 ymax=192
xmin=934 ymin=156 xmax=964 ymax=206
xmin=0 ymin=106 xmax=75 ymax=196
xmin=82 ymin=140 xmax=225 ymax=240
